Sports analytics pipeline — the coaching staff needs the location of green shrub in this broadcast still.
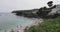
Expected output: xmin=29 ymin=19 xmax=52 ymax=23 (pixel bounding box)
xmin=25 ymin=18 xmax=60 ymax=32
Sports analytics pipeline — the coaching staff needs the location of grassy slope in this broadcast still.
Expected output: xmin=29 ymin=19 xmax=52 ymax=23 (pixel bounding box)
xmin=25 ymin=18 xmax=60 ymax=32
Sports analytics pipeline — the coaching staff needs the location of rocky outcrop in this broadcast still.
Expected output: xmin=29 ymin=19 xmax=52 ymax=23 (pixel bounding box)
xmin=12 ymin=5 xmax=60 ymax=18
xmin=12 ymin=9 xmax=39 ymax=18
xmin=47 ymin=5 xmax=60 ymax=18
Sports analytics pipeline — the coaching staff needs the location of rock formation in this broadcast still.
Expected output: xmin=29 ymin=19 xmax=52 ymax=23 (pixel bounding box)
xmin=12 ymin=1 xmax=60 ymax=18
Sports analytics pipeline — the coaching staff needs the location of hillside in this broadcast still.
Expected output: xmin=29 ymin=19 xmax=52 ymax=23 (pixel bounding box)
xmin=12 ymin=5 xmax=60 ymax=18
xmin=24 ymin=18 xmax=60 ymax=32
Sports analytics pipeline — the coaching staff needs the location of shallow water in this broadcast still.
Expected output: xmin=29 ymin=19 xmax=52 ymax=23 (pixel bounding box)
xmin=0 ymin=13 xmax=36 ymax=32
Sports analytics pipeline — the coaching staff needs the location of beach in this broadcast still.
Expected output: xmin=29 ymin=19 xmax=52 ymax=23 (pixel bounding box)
xmin=8 ymin=18 xmax=43 ymax=32
xmin=0 ymin=13 xmax=36 ymax=32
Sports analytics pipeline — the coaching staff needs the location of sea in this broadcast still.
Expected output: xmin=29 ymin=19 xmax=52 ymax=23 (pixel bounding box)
xmin=0 ymin=12 xmax=36 ymax=32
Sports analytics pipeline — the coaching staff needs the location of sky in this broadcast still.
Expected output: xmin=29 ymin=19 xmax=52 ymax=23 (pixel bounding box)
xmin=0 ymin=0 xmax=60 ymax=12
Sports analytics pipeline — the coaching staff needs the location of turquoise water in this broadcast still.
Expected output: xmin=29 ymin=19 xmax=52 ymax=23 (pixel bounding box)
xmin=0 ymin=13 xmax=36 ymax=32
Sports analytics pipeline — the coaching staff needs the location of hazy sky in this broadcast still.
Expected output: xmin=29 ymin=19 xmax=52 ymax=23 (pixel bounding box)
xmin=0 ymin=0 xmax=60 ymax=12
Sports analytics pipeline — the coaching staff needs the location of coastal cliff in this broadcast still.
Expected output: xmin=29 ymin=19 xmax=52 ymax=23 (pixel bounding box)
xmin=12 ymin=5 xmax=60 ymax=18
xmin=12 ymin=9 xmax=39 ymax=18
xmin=10 ymin=1 xmax=60 ymax=32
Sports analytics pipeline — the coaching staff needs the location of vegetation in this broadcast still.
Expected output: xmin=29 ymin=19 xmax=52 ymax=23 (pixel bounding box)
xmin=12 ymin=1 xmax=59 ymax=18
xmin=11 ymin=1 xmax=60 ymax=32
xmin=37 ymin=7 xmax=51 ymax=18
xmin=24 ymin=1 xmax=60 ymax=32
xmin=25 ymin=18 xmax=60 ymax=32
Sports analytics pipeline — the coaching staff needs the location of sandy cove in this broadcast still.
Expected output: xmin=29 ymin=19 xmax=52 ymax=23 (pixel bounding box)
xmin=7 ymin=18 xmax=43 ymax=32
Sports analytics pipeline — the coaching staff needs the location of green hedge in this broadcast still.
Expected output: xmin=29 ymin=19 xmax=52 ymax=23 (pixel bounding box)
xmin=25 ymin=18 xmax=60 ymax=32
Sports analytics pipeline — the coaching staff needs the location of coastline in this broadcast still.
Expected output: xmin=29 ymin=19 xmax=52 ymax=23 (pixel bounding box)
xmin=8 ymin=18 xmax=43 ymax=32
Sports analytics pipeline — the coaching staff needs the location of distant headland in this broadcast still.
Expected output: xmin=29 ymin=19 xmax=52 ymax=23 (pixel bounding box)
xmin=12 ymin=1 xmax=60 ymax=18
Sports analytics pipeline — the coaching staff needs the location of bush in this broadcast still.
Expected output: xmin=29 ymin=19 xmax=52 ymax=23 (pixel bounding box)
xmin=25 ymin=18 xmax=60 ymax=32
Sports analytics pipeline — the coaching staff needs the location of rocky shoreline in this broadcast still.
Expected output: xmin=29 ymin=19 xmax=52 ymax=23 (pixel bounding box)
xmin=11 ymin=1 xmax=60 ymax=32
xmin=7 ymin=18 xmax=43 ymax=32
